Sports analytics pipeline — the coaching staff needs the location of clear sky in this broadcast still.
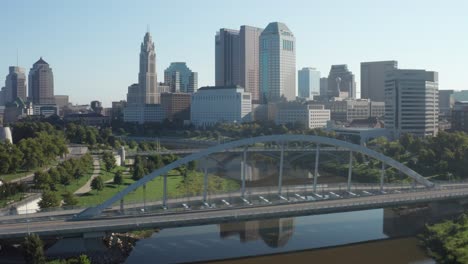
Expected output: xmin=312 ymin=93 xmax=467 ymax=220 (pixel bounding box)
xmin=1 ymin=0 xmax=467 ymax=107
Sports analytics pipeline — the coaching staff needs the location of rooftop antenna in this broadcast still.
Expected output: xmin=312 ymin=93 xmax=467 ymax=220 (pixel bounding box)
xmin=147 ymin=24 xmax=150 ymax=33
xmin=16 ymin=48 xmax=18 ymax=67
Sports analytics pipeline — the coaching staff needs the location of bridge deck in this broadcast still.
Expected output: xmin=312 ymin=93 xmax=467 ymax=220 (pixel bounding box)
xmin=1 ymin=186 xmax=468 ymax=240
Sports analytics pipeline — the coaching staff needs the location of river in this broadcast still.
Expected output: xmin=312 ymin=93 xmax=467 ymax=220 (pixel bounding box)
xmin=124 ymin=203 xmax=457 ymax=264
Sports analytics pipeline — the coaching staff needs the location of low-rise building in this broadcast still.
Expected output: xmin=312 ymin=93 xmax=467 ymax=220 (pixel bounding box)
xmin=452 ymin=101 xmax=468 ymax=132
xmin=123 ymin=104 xmax=165 ymax=124
xmin=160 ymin=93 xmax=191 ymax=121
xmin=270 ymin=102 xmax=330 ymax=129
xmin=191 ymin=85 xmax=252 ymax=127
xmin=328 ymin=99 xmax=384 ymax=123
xmin=64 ymin=112 xmax=110 ymax=126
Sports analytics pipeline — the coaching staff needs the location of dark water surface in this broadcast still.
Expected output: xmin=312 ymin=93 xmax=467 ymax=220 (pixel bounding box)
xmin=126 ymin=207 xmax=435 ymax=264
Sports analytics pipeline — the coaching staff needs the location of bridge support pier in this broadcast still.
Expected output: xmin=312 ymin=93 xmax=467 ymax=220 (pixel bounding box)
xmin=203 ymin=167 xmax=208 ymax=203
xmin=380 ymin=163 xmax=385 ymax=192
xmin=278 ymin=142 xmax=285 ymax=195
xmin=347 ymin=151 xmax=353 ymax=192
xmin=120 ymin=199 xmax=124 ymax=214
xmin=313 ymin=144 xmax=320 ymax=193
xmin=241 ymin=147 xmax=247 ymax=198
xmin=163 ymin=174 xmax=167 ymax=208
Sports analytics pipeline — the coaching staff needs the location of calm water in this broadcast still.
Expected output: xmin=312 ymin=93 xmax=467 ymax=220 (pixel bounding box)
xmin=126 ymin=206 xmax=439 ymax=264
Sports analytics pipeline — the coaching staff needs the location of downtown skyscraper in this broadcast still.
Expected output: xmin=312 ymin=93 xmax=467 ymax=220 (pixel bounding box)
xmin=327 ymin=65 xmax=356 ymax=99
xmin=164 ymin=62 xmax=198 ymax=93
xmin=4 ymin=66 xmax=27 ymax=103
xmin=361 ymin=60 xmax=398 ymax=102
xmin=298 ymin=67 xmax=320 ymax=99
xmin=28 ymin=57 xmax=54 ymax=105
xmin=215 ymin=25 xmax=263 ymax=103
xmin=259 ymin=22 xmax=296 ymax=103
xmin=138 ymin=31 xmax=158 ymax=104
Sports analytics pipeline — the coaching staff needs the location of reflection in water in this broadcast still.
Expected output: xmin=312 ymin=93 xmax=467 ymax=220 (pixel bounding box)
xmin=220 ymin=218 xmax=294 ymax=248
xmin=127 ymin=203 xmax=467 ymax=264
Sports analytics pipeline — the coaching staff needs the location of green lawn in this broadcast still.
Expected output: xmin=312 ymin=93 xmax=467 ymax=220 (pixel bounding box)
xmin=75 ymin=169 xmax=240 ymax=206
xmin=0 ymin=161 xmax=59 ymax=183
xmin=54 ymin=167 xmax=95 ymax=195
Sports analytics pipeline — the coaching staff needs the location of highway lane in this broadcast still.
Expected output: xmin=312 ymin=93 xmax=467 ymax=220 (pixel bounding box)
xmin=2 ymin=182 xmax=468 ymax=223
xmin=2 ymin=185 xmax=468 ymax=239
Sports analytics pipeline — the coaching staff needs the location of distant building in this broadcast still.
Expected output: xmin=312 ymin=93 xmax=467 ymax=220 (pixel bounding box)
xmin=4 ymin=66 xmax=27 ymax=103
xmin=124 ymin=104 xmax=165 ymax=124
xmin=90 ymin=100 xmax=103 ymax=114
xmin=216 ymin=26 xmax=263 ymax=103
xmin=191 ymin=86 xmax=251 ymax=127
xmin=328 ymin=99 xmax=384 ymax=123
xmin=111 ymin=100 xmax=127 ymax=120
xmin=260 ymin=22 xmax=296 ymax=103
xmin=0 ymin=87 xmax=5 ymax=106
xmin=320 ymin=77 xmax=328 ymax=100
xmin=160 ymin=93 xmax=191 ymax=121
xmin=327 ymin=65 xmax=356 ymax=99
xmin=164 ymin=62 xmax=198 ymax=93
xmin=385 ymin=69 xmax=439 ymax=138
xmin=298 ymin=68 xmax=320 ymax=99
xmin=33 ymin=104 xmax=58 ymax=117
xmin=361 ymin=61 xmax=398 ymax=102
xmin=54 ymin=95 xmax=69 ymax=116
xmin=439 ymin=90 xmax=455 ymax=119
xmin=3 ymin=98 xmax=33 ymax=124
xmin=138 ymin=32 xmax=158 ymax=104
xmin=453 ymin=90 xmax=468 ymax=102
xmin=269 ymin=101 xmax=330 ymax=129
xmin=452 ymin=101 xmax=468 ymax=132
xmin=28 ymin=58 xmax=54 ymax=104
xmin=64 ymin=112 xmax=110 ymax=126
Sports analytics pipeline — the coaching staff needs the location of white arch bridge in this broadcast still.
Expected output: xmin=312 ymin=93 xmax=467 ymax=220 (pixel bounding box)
xmin=76 ymin=135 xmax=435 ymax=219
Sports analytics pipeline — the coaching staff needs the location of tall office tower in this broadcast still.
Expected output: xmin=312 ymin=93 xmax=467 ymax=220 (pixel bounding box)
xmin=164 ymin=62 xmax=198 ymax=93
xmin=215 ymin=28 xmax=240 ymax=87
xmin=260 ymin=22 xmax=296 ymax=103
xmin=327 ymin=65 xmax=356 ymax=99
xmin=5 ymin=66 xmax=27 ymax=103
xmin=320 ymin=77 xmax=328 ymax=98
xmin=361 ymin=61 xmax=398 ymax=102
xmin=215 ymin=26 xmax=263 ymax=103
xmin=385 ymin=69 xmax=439 ymax=138
xmin=298 ymin=67 xmax=320 ymax=99
xmin=138 ymin=31 xmax=158 ymax=104
xmin=28 ymin=57 xmax=54 ymax=104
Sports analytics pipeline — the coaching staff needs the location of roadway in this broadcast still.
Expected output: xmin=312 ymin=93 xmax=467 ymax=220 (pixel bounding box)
xmin=2 ymin=184 xmax=468 ymax=240
xmin=126 ymin=147 xmax=349 ymax=156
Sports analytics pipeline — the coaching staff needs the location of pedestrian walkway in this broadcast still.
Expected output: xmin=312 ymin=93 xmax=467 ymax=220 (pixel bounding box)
xmin=74 ymin=156 xmax=101 ymax=195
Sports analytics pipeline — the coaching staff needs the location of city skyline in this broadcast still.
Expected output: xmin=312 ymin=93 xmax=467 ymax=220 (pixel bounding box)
xmin=1 ymin=0 xmax=466 ymax=106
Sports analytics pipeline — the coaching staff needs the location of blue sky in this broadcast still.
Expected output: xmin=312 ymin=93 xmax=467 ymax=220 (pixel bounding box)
xmin=1 ymin=0 xmax=467 ymax=106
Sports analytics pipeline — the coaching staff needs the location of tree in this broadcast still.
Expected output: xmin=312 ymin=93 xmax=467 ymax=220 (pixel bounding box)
xmin=113 ymin=171 xmax=123 ymax=185
xmin=34 ymin=171 xmax=51 ymax=189
xmin=38 ymin=191 xmax=60 ymax=209
xmin=132 ymin=164 xmax=145 ymax=181
xmin=187 ymin=160 xmax=197 ymax=171
xmin=63 ymin=191 xmax=78 ymax=207
xmin=22 ymin=233 xmax=45 ymax=264
xmin=102 ymin=152 xmax=116 ymax=171
xmin=91 ymin=176 xmax=104 ymax=192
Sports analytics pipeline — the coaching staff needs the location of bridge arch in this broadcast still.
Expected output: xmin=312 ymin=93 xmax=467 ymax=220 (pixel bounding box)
xmin=77 ymin=135 xmax=434 ymax=219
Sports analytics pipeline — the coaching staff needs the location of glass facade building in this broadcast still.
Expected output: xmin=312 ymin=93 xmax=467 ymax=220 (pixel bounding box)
xmin=260 ymin=22 xmax=296 ymax=103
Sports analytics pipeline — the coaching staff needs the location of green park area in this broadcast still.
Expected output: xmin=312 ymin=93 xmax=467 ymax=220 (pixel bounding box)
xmin=75 ymin=166 xmax=239 ymax=207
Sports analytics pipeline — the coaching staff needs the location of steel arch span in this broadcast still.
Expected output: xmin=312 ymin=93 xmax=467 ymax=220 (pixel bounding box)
xmin=76 ymin=134 xmax=434 ymax=219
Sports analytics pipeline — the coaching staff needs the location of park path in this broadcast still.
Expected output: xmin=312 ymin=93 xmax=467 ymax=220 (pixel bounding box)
xmin=104 ymin=167 xmax=130 ymax=184
xmin=74 ymin=156 xmax=101 ymax=195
